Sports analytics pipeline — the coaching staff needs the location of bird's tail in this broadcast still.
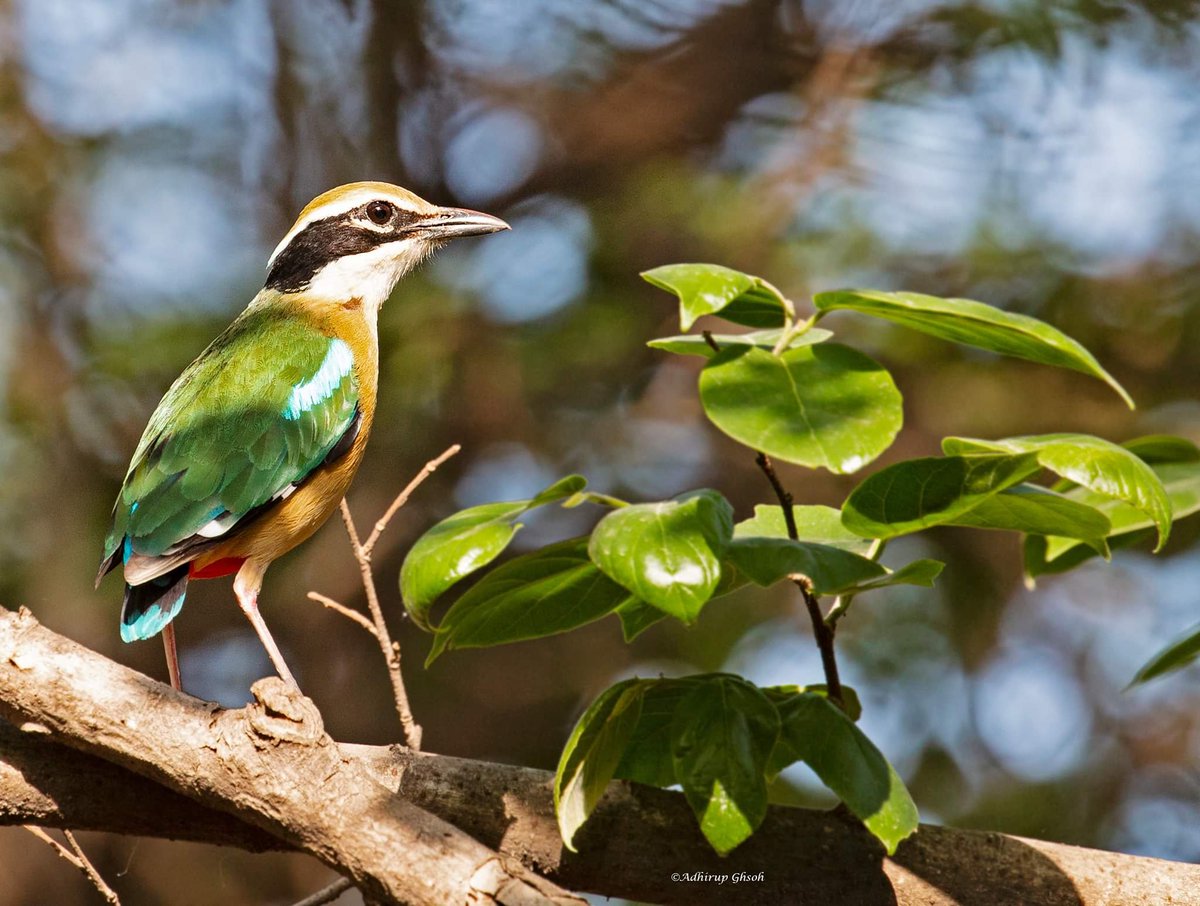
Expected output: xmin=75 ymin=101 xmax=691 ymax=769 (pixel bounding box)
xmin=120 ymin=565 xmax=189 ymax=643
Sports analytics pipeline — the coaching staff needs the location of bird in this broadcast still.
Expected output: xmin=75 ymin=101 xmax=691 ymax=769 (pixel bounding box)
xmin=96 ymin=182 xmax=509 ymax=691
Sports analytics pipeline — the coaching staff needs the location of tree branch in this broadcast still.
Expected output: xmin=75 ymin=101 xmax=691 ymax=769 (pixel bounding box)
xmin=0 ymin=607 xmax=581 ymax=906
xmin=753 ymin=451 xmax=844 ymax=705
xmin=22 ymin=826 xmax=121 ymax=904
xmin=3 ymin=608 xmax=1199 ymax=905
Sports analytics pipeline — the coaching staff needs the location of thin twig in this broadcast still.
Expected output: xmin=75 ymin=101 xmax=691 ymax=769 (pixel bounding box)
xmin=795 ymin=578 xmax=843 ymax=704
xmin=340 ymin=499 xmax=422 ymax=750
xmin=307 ymin=592 xmax=378 ymax=638
xmin=755 ymin=452 xmax=798 ymax=539
xmin=332 ymin=445 xmax=460 ymax=750
xmin=24 ymin=826 xmax=121 ymax=904
xmin=362 ymin=444 xmax=461 ymax=558
xmin=753 ymin=453 xmax=844 ymax=708
xmin=290 ymin=877 xmax=354 ymax=906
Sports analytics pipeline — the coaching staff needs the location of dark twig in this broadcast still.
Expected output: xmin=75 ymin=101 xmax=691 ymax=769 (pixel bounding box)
xmin=755 ymin=452 xmax=798 ymax=538
xmin=753 ymin=452 xmax=844 ymax=707
xmin=701 ymin=330 xmax=721 ymax=353
xmin=290 ymin=877 xmax=354 ymax=906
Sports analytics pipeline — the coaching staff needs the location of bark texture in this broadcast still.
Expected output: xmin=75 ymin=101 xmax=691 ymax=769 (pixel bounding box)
xmin=0 ymin=607 xmax=580 ymax=906
xmin=2 ymin=606 xmax=1198 ymax=905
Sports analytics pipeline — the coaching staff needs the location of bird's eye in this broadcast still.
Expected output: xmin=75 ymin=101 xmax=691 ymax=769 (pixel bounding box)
xmin=365 ymin=200 xmax=393 ymax=226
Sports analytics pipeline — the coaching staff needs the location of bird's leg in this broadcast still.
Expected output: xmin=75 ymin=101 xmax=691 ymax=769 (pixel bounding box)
xmin=161 ymin=622 xmax=182 ymax=690
xmin=233 ymin=560 xmax=299 ymax=688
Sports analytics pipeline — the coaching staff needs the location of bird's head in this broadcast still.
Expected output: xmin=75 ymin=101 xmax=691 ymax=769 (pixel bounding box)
xmin=264 ymin=181 xmax=508 ymax=312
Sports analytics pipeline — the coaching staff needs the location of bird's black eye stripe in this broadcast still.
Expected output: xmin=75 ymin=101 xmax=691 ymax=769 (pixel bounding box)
xmin=365 ymin=200 xmax=393 ymax=225
xmin=265 ymin=205 xmax=422 ymax=292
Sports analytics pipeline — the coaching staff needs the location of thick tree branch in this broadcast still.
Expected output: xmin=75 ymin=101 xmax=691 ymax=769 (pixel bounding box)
xmin=3 ymin=609 xmax=1199 ymax=905
xmin=0 ymin=607 xmax=580 ymax=906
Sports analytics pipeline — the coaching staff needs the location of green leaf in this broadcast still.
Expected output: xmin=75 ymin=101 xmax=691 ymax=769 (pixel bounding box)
xmin=772 ymin=693 xmax=918 ymax=854
xmin=1025 ymin=462 xmax=1200 ymax=577
xmin=1122 ymin=435 xmax=1200 ymax=465
xmin=614 ymin=599 xmax=667 ymax=642
xmin=813 ymin=289 xmax=1134 ymax=408
xmin=944 ymin=434 xmax=1172 ymax=550
xmin=671 ymin=676 xmax=780 ymax=855
xmin=948 ymin=484 xmax=1111 ymax=552
xmin=763 ymin=684 xmax=863 ymax=722
xmin=735 ymin=504 xmax=877 ymax=555
xmin=842 ymin=454 xmax=1040 ymax=539
xmin=400 ymin=475 xmax=587 ymax=630
xmin=831 ymin=559 xmax=944 ymax=595
xmin=699 ymin=344 xmax=903 ymax=474
xmin=647 ymin=327 xmax=833 ymax=358
xmin=725 ymin=537 xmax=886 ymax=593
xmin=1130 ymin=624 xmax=1200 ymax=686
xmin=589 ymin=490 xmax=734 ymax=623
xmin=562 ymin=490 xmax=630 ymax=509
xmin=615 ymin=678 xmax=701 ymax=787
xmin=427 ymin=538 xmax=632 ymax=664
xmin=555 ymin=680 xmax=645 ymax=850
xmin=642 ymin=263 xmax=791 ymax=330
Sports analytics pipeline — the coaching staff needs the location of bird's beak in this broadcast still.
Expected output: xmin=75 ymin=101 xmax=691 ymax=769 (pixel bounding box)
xmin=420 ymin=207 xmax=510 ymax=239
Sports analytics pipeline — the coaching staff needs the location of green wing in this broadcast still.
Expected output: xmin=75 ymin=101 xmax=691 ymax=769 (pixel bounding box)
xmin=101 ymin=305 xmax=360 ymax=569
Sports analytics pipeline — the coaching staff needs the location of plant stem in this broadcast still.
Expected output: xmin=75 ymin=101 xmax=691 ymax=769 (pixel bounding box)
xmin=23 ymin=826 xmax=121 ymax=904
xmin=753 ymin=452 xmax=844 ymax=708
xmin=825 ymin=537 xmax=886 ymax=628
xmin=797 ymin=579 xmax=843 ymax=704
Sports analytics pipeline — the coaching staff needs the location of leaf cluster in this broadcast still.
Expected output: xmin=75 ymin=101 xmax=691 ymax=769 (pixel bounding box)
xmin=398 ymin=262 xmax=1200 ymax=855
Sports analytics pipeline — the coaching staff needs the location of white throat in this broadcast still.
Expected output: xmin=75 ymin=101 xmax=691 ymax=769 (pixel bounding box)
xmin=303 ymin=239 xmax=430 ymax=315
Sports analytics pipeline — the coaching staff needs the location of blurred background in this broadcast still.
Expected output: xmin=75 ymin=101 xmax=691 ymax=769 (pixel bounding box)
xmin=2 ymin=0 xmax=1200 ymax=902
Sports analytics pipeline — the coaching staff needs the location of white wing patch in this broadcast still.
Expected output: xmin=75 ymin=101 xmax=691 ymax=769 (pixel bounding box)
xmin=284 ymin=339 xmax=353 ymax=420
xmin=195 ymin=511 xmax=241 ymax=539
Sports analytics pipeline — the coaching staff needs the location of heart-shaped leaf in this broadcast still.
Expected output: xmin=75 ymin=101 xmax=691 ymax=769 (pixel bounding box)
xmin=813 ymin=289 xmax=1133 ymax=408
xmin=670 ymin=676 xmax=780 ymax=855
xmin=589 ymin=490 xmax=734 ymax=623
xmin=842 ymin=454 xmax=1040 ymax=539
xmin=642 ymin=263 xmax=791 ymax=330
xmin=427 ymin=538 xmax=632 ymax=664
xmin=770 ymin=692 xmax=918 ymax=854
xmin=400 ymin=475 xmax=587 ymax=630
xmin=944 ymin=434 xmax=1171 ymax=550
xmin=699 ymin=344 xmax=903 ymax=474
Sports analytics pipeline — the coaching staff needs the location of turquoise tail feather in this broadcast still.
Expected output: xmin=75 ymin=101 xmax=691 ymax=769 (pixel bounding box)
xmin=120 ymin=566 xmax=188 ymax=642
